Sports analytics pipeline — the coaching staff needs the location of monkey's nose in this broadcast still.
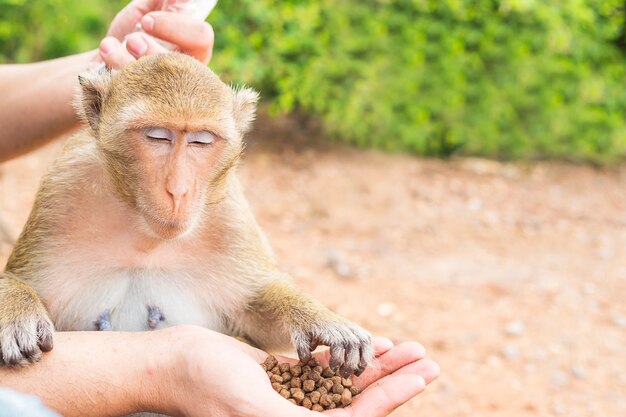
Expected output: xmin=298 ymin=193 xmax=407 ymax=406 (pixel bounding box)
xmin=165 ymin=177 xmax=189 ymax=216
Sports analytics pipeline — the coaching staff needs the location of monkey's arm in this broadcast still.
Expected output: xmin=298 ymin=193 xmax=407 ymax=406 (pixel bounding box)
xmin=0 ymin=272 xmax=54 ymax=366
xmin=238 ymin=279 xmax=373 ymax=378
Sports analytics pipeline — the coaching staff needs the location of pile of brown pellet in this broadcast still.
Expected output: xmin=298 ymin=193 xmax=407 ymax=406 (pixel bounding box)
xmin=261 ymin=355 xmax=360 ymax=411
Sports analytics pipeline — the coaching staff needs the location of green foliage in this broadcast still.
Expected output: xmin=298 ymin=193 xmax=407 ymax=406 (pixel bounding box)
xmin=2 ymin=0 xmax=626 ymax=161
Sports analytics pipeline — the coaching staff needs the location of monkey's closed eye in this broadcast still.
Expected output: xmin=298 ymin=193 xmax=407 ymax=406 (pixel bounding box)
xmin=187 ymin=131 xmax=216 ymax=145
xmin=145 ymin=127 xmax=173 ymax=141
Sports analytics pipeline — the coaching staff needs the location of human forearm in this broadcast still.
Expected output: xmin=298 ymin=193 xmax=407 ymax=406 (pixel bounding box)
xmin=0 ymin=51 xmax=97 ymax=162
xmin=0 ymin=329 xmax=179 ymax=417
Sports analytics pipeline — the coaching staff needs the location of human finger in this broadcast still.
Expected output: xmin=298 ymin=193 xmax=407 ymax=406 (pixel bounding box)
xmin=324 ymin=374 xmax=426 ymax=417
xmin=99 ymin=37 xmax=135 ymax=70
xmin=351 ymin=342 xmax=426 ymax=390
xmin=125 ymin=32 xmax=171 ymax=59
xmin=106 ymin=0 xmax=162 ymax=40
xmin=141 ymin=12 xmax=214 ymax=63
xmin=391 ymin=358 xmax=440 ymax=385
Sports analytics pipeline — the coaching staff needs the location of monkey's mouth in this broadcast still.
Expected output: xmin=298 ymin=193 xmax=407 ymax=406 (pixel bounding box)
xmin=141 ymin=211 xmax=194 ymax=240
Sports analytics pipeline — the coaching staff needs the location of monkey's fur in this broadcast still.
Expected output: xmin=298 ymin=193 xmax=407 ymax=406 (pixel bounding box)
xmin=0 ymin=54 xmax=372 ymax=383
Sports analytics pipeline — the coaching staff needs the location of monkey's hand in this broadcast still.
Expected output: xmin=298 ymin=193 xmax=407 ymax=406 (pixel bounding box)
xmin=0 ymin=273 xmax=54 ymax=366
xmin=247 ymin=281 xmax=374 ymax=378
xmin=290 ymin=314 xmax=374 ymax=378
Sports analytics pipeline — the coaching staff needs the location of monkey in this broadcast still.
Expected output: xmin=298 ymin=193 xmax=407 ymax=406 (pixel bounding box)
xmin=0 ymin=54 xmax=373 ymax=385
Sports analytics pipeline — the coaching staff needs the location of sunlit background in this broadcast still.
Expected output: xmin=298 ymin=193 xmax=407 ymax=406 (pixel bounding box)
xmin=1 ymin=1 xmax=626 ymax=416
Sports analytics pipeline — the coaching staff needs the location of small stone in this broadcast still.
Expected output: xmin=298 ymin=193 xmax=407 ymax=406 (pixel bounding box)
xmin=551 ymin=370 xmax=568 ymax=387
xmin=500 ymin=344 xmax=520 ymax=361
xmin=611 ymin=314 xmax=626 ymax=328
xmin=309 ymin=371 xmax=321 ymax=381
xmin=313 ymin=365 xmax=323 ymax=374
xmin=308 ymin=358 xmax=320 ymax=367
xmin=303 ymin=379 xmax=316 ymax=393
xmin=377 ymin=302 xmax=396 ymax=318
xmin=341 ymin=377 xmax=352 ymax=387
xmin=279 ymin=363 xmax=290 ymax=373
xmin=504 ymin=320 xmax=524 ymax=337
xmin=331 ymin=376 xmax=342 ymax=385
xmin=281 ymin=372 xmax=291 ymax=382
xmin=287 ymin=398 xmax=297 ymax=405
xmin=322 ymin=367 xmax=335 ymax=378
xmin=271 ymin=382 xmax=282 ymax=392
xmin=332 ymin=393 xmax=342 ymax=404
xmin=317 ymin=386 xmax=328 ymax=396
xmin=279 ymin=389 xmax=290 ymax=399
xmin=312 ymin=404 xmax=324 ymax=412
xmin=349 ymin=386 xmax=360 ymax=396
xmin=328 ymin=401 xmax=336 ymax=409
xmin=570 ymin=366 xmax=586 ymax=380
xmin=270 ymin=366 xmax=280 ymax=374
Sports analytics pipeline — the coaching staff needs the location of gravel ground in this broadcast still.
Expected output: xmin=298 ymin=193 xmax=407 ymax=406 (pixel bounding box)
xmin=1 ymin=116 xmax=625 ymax=417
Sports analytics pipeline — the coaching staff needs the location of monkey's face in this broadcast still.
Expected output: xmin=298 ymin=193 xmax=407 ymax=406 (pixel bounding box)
xmin=77 ymin=54 xmax=258 ymax=239
xmin=126 ymin=126 xmax=234 ymax=238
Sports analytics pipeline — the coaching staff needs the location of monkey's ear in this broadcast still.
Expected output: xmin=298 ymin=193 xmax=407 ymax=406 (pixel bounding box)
xmin=232 ymin=86 xmax=259 ymax=135
xmin=75 ymin=65 xmax=114 ymax=132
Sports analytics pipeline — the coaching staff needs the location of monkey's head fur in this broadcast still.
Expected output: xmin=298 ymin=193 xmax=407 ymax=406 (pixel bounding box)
xmin=75 ymin=53 xmax=258 ymax=240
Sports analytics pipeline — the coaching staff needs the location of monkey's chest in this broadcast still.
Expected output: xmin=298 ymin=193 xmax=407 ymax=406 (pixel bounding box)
xmin=38 ymin=268 xmax=227 ymax=332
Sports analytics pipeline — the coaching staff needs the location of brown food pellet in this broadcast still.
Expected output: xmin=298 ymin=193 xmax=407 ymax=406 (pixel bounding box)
xmin=302 ymin=397 xmax=313 ymax=409
xmin=310 ymin=390 xmax=321 ymax=404
xmin=341 ymin=388 xmax=352 ymax=406
xmin=303 ymin=379 xmax=316 ymax=393
xmin=319 ymin=394 xmax=333 ymax=408
xmin=291 ymin=388 xmax=305 ymax=404
xmin=332 ymin=382 xmax=344 ymax=394
xmin=261 ymin=355 xmax=360 ymax=411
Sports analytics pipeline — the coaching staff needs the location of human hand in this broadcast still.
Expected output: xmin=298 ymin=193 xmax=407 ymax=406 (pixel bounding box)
xmin=162 ymin=327 xmax=439 ymax=417
xmin=98 ymin=0 xmax=214 ymax=69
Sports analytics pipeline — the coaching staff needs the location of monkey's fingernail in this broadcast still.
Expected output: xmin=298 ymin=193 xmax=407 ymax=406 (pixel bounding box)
xmin=100 ymin=37 xmax=117 ymax=55
xmin=127 ymin=36 xmax=148 ymax=57
xmin=141 ymin=15 xmax=155 ymax=32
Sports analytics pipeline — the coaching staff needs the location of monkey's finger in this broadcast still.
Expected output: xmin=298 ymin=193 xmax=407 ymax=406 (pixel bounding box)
xmin=294 ymin=333 xmax=313 ymax=364
xmin=140 ymin=12 xmax=214 ymax=63
xmin=329 ymin=343 xmax=346 ymax=371
xmin=340 ymin=343 xmax=360 ymax=379
xmin=99 ymin=37 xmax=135 ymax=70
xmin=37 ymin=319 xmax=54 ymax=353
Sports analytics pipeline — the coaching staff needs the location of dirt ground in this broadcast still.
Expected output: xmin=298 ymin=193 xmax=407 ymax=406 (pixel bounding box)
xmin=1 ymin=115 xmax=625 ymax=417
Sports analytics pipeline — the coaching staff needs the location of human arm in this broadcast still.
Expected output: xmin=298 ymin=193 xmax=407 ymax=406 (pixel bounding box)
xmin=0 ymin=326 xmax=439 ymax=417
xmin=0 ymin=0 xmax=214 ymax=163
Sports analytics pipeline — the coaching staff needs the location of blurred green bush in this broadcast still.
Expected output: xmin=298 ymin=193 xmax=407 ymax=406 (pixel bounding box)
xmin=1 ymin=0 xmax=626 ymax=162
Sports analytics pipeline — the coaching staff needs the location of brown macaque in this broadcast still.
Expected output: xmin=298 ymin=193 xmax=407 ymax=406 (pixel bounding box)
xmin=0 ymin=54 xmax=372 ymax=379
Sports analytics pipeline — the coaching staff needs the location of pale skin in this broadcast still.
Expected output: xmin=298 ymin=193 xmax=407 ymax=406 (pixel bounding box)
xmin=0 ymin=1 xmax=440 ymax=416
xmin=0 ymin=326 xmax=439 ymax=417
xmin=0 ymin=0 xmax=214 ymax=162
